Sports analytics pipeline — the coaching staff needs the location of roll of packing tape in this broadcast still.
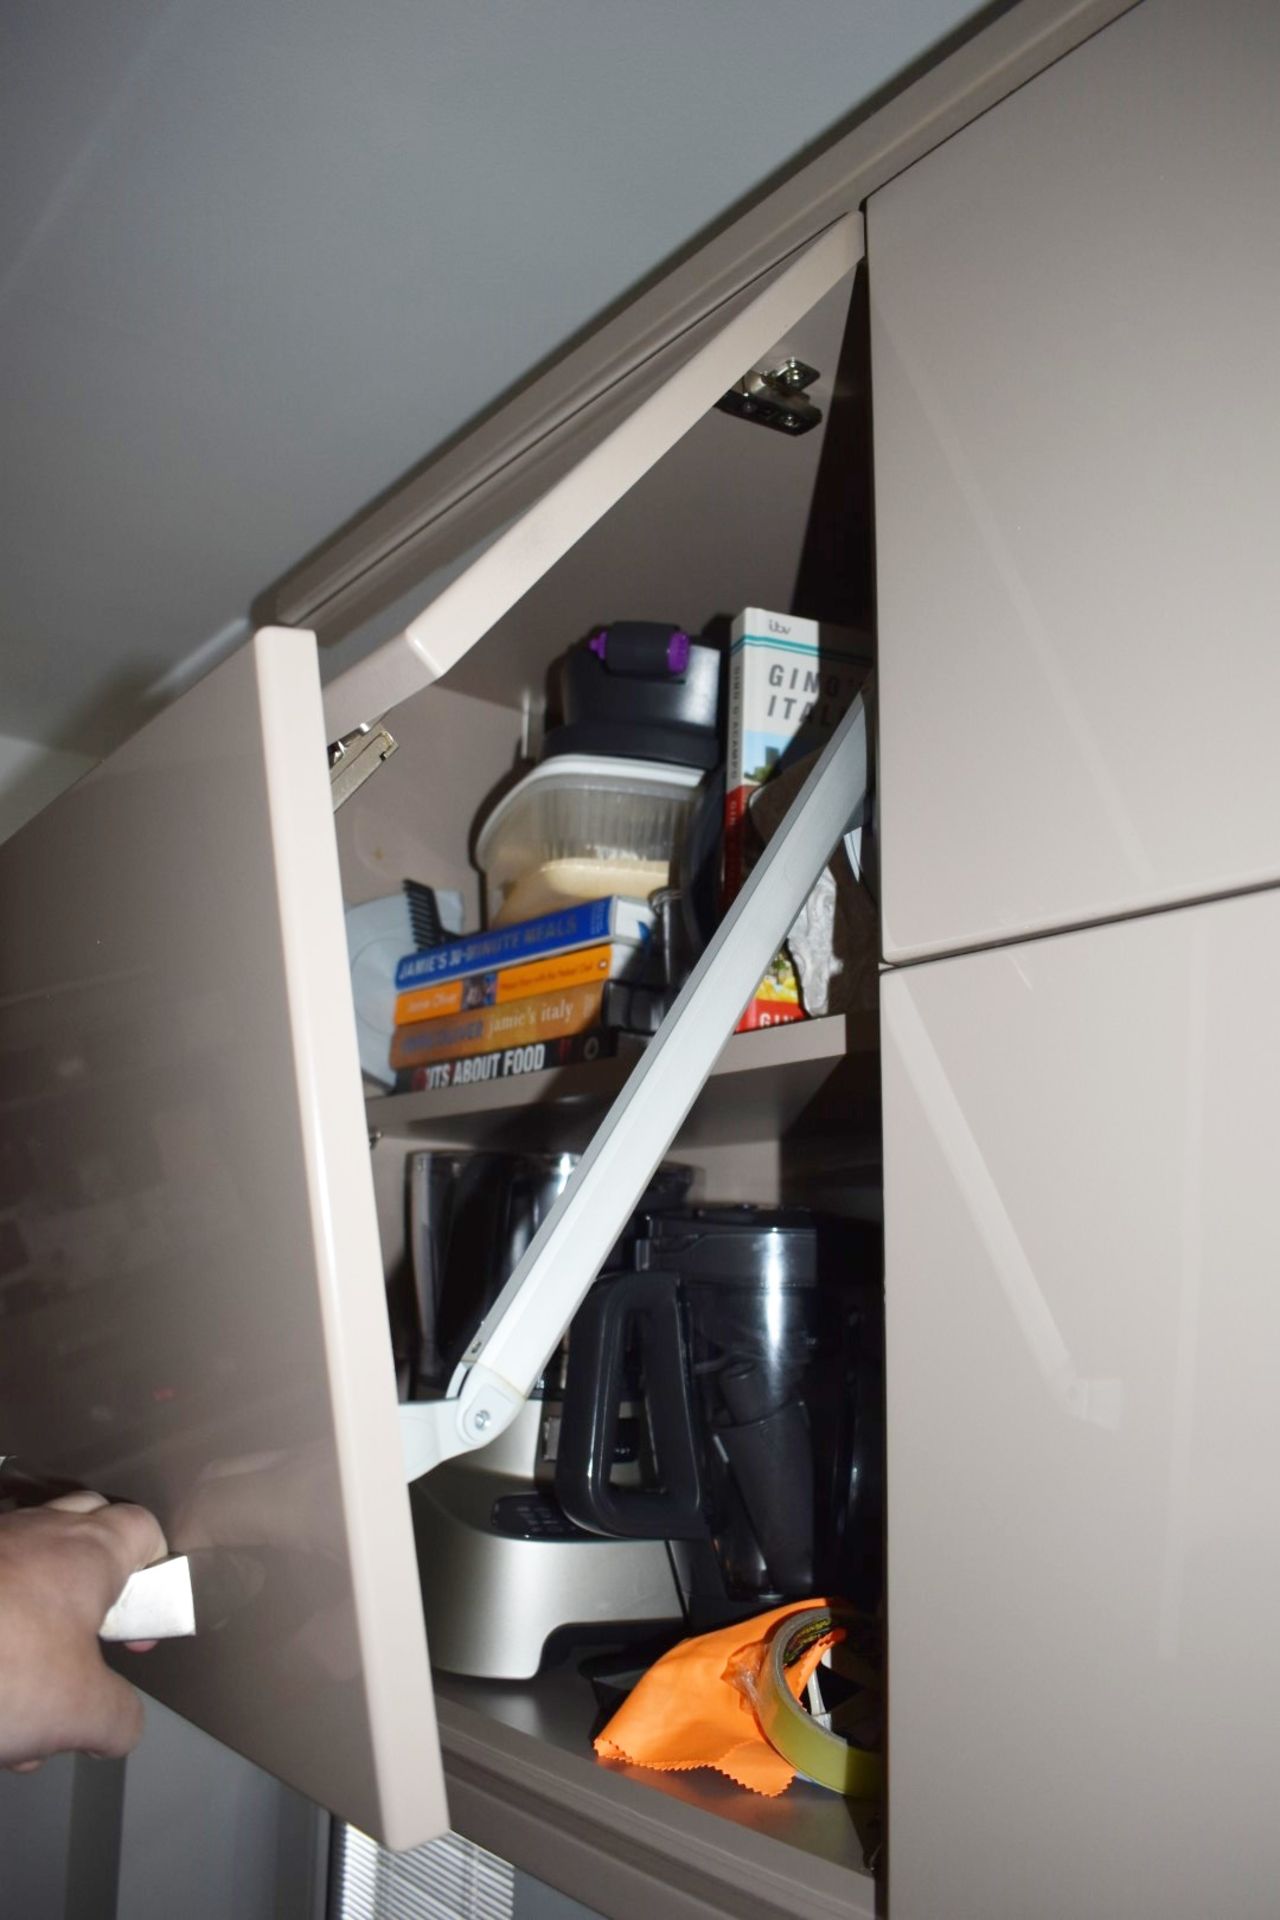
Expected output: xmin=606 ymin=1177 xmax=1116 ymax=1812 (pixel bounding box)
xmin=757 ymin=1607 xmax=884 ymax=1798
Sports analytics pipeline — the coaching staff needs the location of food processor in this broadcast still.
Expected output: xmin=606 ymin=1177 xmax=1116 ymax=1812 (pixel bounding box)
xmin=400 ymin=1150 xmax=690 ymax=1678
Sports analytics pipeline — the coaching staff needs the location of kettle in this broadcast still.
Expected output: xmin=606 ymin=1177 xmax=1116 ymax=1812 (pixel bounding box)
xmin=554 ymin=1207 xmax=884 ymax=1628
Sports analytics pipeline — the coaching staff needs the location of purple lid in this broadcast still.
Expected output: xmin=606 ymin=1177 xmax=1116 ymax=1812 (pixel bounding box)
xmin=587 ymin=625 xmax=690 ymax=677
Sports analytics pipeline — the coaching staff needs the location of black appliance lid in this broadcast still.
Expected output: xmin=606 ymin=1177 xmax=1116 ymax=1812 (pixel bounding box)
xmin=628 ymin=1206 xmax=822 ymax=1285
xmin=628 ymin=1205 xmax=882 ymax=1288
xmin=541 ymin=623 xmax=721 ymax=771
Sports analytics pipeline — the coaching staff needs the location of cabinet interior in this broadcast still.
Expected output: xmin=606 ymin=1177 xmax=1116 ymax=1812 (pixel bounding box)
xmin=337 ymin=259 xmax=879 ymax=1168
xmin=333 ymin=260 xmax=881 ymax=1894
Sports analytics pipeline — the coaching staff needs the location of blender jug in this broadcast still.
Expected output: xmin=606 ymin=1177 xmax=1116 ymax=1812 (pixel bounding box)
xmin=555 ymin=1207 xmax=885 ymax=1625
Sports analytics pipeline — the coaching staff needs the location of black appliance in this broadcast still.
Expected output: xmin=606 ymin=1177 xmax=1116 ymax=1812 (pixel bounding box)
xmin=541 ymin=621 xmax=721 ymax=770
xmin=555 ymin=1206 xmax=885 ymax=1629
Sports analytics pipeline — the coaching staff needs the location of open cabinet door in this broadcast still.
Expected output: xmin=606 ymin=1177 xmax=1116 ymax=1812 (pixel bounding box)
xmin=0 ymin=207 xmax=863 ymax=1853
xmin=322 ymin=212 xmax=863 ymax=737
xmin=0 ymin=631 xmax=441 ymax=1849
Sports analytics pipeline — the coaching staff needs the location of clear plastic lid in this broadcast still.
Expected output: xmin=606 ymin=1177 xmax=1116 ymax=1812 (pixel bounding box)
xmin=475 ymin=755 xmax=702 ymax=887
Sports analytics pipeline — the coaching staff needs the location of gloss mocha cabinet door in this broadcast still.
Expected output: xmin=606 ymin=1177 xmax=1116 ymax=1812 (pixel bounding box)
xmin=881 ymin=885 xmax=1280 ymax=1920
xmin=0 ymin=631 xmax=443 ymax=1850
xmin=0 ymin=206 xmax=868 ymax=1855
xmin=870 ymin=0 xmax=1280 ymax=963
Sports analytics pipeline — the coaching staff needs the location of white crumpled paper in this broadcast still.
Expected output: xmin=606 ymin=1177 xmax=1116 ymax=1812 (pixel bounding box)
xmin=748 ymin=757 xmax=877 ymax=1017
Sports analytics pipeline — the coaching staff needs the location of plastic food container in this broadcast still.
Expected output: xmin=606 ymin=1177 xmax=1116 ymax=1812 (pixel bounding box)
xmin=476 ymin=755 xmax=702 ymax=926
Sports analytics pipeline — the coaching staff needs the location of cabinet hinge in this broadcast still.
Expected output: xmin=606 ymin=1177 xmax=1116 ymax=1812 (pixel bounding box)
xmin=328 ymin=724 xmax=398 ymax=810
xmin=716 ymin=357 xmax=822 ymax=435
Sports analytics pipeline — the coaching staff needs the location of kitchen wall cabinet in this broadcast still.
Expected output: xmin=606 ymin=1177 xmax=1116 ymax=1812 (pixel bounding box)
xmin=883 ymin=889 xmax=1280 ymax=1920
xmin=5 ymin=0 xmax=1272 ymax=1915
xmin=871 ymin=1 xmax=1280 ymax=1913
xmin=0 ymin=213 xmax=880 ymax=1905
xmin=873 ymin=0 xmax=1280 ymax=963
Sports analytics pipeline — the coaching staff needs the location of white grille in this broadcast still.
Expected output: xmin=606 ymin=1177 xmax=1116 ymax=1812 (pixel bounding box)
xmin=334 ymin=1825 xmax=515 ymax=1920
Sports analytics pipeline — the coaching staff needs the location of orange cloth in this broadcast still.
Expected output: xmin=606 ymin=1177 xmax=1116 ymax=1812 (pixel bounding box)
xmin=594 ymin=1601 xmax=843 ymax=1797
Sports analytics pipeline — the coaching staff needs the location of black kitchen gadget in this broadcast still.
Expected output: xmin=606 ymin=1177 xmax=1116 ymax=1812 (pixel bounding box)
xmin=555 ymin=1206 xmax=885 ymax=1630
xmin=541 ymin=621 xmax=721 ymax=770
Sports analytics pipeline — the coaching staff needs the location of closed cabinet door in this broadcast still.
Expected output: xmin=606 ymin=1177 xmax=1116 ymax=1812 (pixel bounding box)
xmin=870 ymin=0 xmax=1280 ymax=963
xmin=881 ymin=886 xmax=1280 ymax=1919
xmin=0 ymin=631 xmax=443 ymax=1849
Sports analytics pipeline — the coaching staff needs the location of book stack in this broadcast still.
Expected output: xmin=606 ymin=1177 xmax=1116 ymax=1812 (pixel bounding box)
xmin=389 ymin=896 xmax=655 ymax=1091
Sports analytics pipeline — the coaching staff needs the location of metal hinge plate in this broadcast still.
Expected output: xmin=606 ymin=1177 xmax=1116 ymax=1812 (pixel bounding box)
xmin=328 ymin=724 xmax=398 ymax=810
xmin=716 ymin=357 xmax=823 ymax=435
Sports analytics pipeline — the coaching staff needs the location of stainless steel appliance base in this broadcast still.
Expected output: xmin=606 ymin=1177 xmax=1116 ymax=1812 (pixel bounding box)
xmin=412 ymin=1452 xmax=683 ymax=1681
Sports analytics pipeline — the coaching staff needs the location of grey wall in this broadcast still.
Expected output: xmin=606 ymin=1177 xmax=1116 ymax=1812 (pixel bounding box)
xmin=115 ymin=1705 xmax=325 ymax=1920
xmin=0 ymin=1704 xmax=324 ymax=1920
xmin=0 ymin=1713 xmax=599 ymax=1920
xmin=2 ymin=0 xmax=982 ymax=754
xmin=0 ymin=1757 xmax=76 ymax=1920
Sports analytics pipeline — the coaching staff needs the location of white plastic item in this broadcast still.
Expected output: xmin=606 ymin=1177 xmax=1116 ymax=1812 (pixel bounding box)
xmin=475 ymin=755 xmax=702 ymax=926
xmin=101 ymin=1557 xmax=196 ymax=1641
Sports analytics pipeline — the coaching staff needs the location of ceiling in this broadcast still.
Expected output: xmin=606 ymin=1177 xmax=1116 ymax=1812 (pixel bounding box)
xmin=2 ymin=0 xmax=980 ymax=756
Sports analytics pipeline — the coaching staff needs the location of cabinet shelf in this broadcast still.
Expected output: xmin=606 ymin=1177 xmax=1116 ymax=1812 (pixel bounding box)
xmin=365 ymin=1012 xmax=876 ymax=1152
xmin=434 ymin=1655 xmax=876 ymax=1920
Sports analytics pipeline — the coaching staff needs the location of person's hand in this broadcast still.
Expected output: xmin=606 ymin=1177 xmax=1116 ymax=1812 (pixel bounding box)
xmin=0 ymin=1492 xmax=167 ymax=1772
